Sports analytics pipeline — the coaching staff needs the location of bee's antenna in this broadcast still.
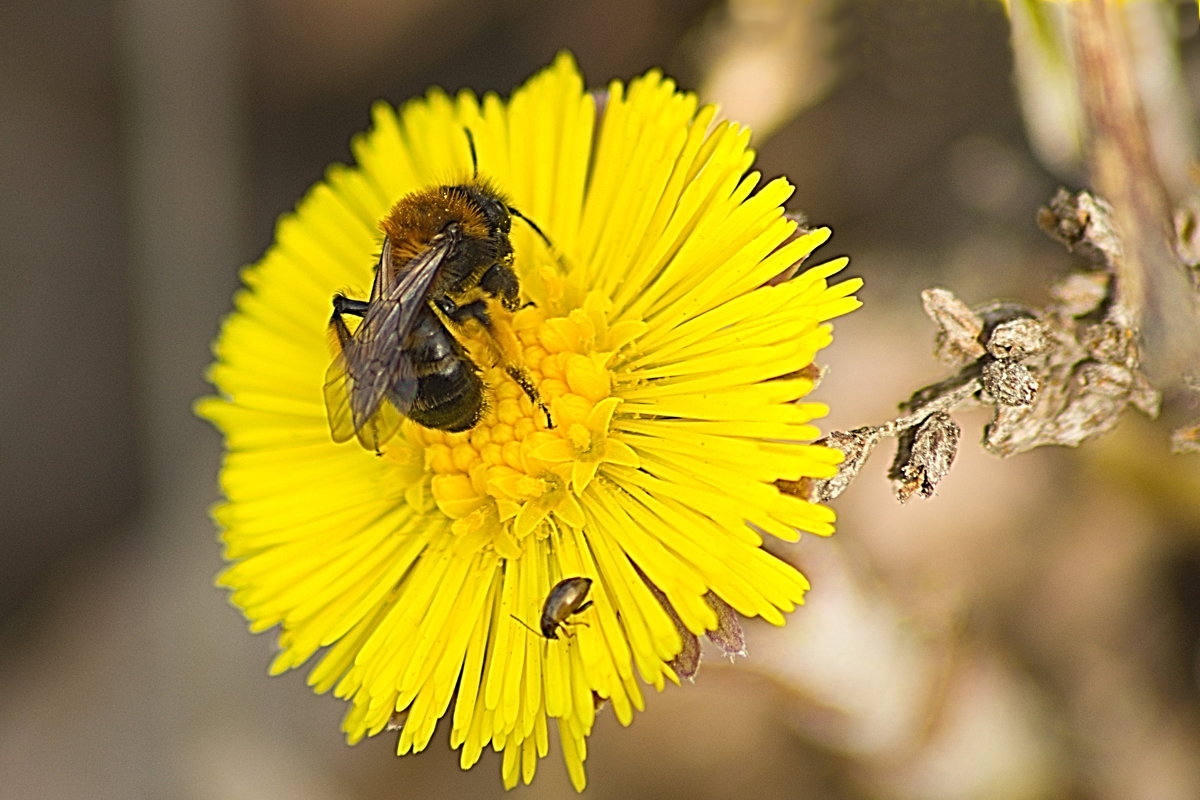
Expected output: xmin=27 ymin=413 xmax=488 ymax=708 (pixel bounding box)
xmin=463 ymin=127 xmax=479 ymax=177
xmin=461 ymin=125 xmax=557 ymax=257
xmin=508 ymin=206 xmax=554 ymax=251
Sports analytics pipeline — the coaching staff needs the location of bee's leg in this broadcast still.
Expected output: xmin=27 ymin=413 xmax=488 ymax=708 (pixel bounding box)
xmin=479 ymin=262 xmax=520 ymax=311
xmin=438 ymin=292 xmax=554 ymax=428
xmin=332 ymin=294 xmax=370 ymax=317
xmin=329 ymin=294 xmax=370 ymax=350
xmin=441 ymin=297 xmax=492 ymax=328
xmin=506 ymin=365 xmax=554 ymax=429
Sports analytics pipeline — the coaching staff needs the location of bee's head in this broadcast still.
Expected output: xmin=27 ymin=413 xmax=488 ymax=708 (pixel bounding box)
xmin=462 ymin=182 xmax=513 ymax=239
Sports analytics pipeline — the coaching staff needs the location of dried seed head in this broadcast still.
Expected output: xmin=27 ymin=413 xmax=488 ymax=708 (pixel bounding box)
xmin=1078 ymin=321 xmax=1137 ymax=364
xmin=982 ymin=359 xmax=1039 ymax=406
xmin=891 ymin=412 xmax=961 ymax=502
xmin=987 ymin=317 xmax=1048 ymax=360
xmin=1049 ymin=272 xmax=1110 ymax=317
xmin=793 ymin=428 xmax=881 ymax=502
xmin=923 ymin=287 xmax=986 ymax=366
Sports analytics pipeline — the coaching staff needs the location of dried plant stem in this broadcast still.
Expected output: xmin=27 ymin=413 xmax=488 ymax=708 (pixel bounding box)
xmin=796 ymin=189 xmax=1170 ymax=505
xmin=1069 ymin=0 xmax=1199 ymax=378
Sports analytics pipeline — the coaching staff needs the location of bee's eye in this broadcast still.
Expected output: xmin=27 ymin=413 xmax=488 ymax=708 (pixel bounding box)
xmin=476 ymin=196 xmax=511 ymax=233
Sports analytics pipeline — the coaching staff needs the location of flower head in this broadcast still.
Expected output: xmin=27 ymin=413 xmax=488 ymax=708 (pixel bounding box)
xmin=198 ymin=53 xmax=861 ymax=790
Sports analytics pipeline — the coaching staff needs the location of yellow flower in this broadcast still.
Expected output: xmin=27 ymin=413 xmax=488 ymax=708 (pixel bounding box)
xmin=198 ymin=53 xmax=861 ymax=790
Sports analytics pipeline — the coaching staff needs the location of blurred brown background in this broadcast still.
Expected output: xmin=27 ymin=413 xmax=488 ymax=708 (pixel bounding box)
xmin=3 ymin=1 xmax=1199 ymax=798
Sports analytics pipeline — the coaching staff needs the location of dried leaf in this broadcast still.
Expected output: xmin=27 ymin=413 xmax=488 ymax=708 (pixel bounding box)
xmin=891 ymin=412 xmax=961 ymax=502
xmin=923 ymin=287 xmax=987 ymax=366
xmin=704 ymin=592 xmax=747 ymax=659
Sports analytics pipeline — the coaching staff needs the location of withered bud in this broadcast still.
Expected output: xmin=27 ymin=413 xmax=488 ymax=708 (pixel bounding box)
xmin=987 ymin=317 xmax=1048 ymax=360
xmin=639 ymin=568 xmax=702 ymax=681
xmin=1174 ymin=379 xmax=1200 ymax=454
xmin=982 ymin=360 xmax=1039 ymax=406
xmin=1037 ymin=189 xmax=1123 ymax=270
xmin=773 ymin=362 xmax=826 ymax=390
xmin=1049 ymin=271 xmax=1110 ymax=317
xmin=703 ymin=591 xmax=747 ymax=659
xmin=1011 ymin=363 xmax=1139 ymax=448
xmin=1172 ymin=199 xmax=1200 ymax=272
xmin=1074 ymin=362 xmax=1134 ymax=399
xmin=1078 ymin=321 xmax=1137 ymax=364
xmin=766 ymin=212 xmax=817 ymax=285
xmin=669 ymin=630 xmax=702 ymax=683
xmin=1130 ymin=374 xmax=1162 ymax=417
xmin=795 ymin=362 xmax=825 ymax=389
xmin=1171 ymin=425 xmax=1200 ymax=454
xmin=922 ymin=287 xmax=986 ymax=366
xmin=793 ymin=428 xmax=881 ymax=502
xmin=891 ymin=412 xmax=960 ymax=502
xmin=590 ymin=89 xmax=609 ymax=124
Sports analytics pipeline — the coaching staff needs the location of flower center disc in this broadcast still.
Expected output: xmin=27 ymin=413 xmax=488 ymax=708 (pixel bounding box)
xmin=387 ymin=296 xmax=640 ymax=560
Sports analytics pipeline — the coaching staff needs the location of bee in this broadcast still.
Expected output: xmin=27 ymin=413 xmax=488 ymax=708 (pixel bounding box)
xmin=512 ymin=577 xmax=594 ymax=640
xmin=324 ymin=146 xmax=550 ymax=450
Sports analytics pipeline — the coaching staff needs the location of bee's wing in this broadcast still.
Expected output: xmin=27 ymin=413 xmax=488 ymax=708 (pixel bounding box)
xmin=324 ymin=236 xmax=454 ymax=449
xmin=324 ymin=348 xmax=359 ymax=444
xmin=324 ymin=347 xmax=408 ymax=450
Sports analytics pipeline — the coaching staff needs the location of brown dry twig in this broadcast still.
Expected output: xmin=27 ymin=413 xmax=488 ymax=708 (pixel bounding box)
xmin=1172 ymin=376 xmax=1200 ymax=455
xmin=792 ymin=189 xmax=1171 ymax=505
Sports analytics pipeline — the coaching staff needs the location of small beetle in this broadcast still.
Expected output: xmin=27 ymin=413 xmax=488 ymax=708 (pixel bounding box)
xmin=512 ymin=576 xmax=593 ymax=639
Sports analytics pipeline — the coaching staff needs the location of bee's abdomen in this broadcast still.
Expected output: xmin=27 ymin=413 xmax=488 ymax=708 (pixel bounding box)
xmin=406 ymin=314 xmax=484 ymax=432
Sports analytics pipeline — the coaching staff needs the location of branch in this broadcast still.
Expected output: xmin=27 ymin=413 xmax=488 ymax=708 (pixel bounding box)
xmin=789 ymin=189 xmax=1169 ymax=505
